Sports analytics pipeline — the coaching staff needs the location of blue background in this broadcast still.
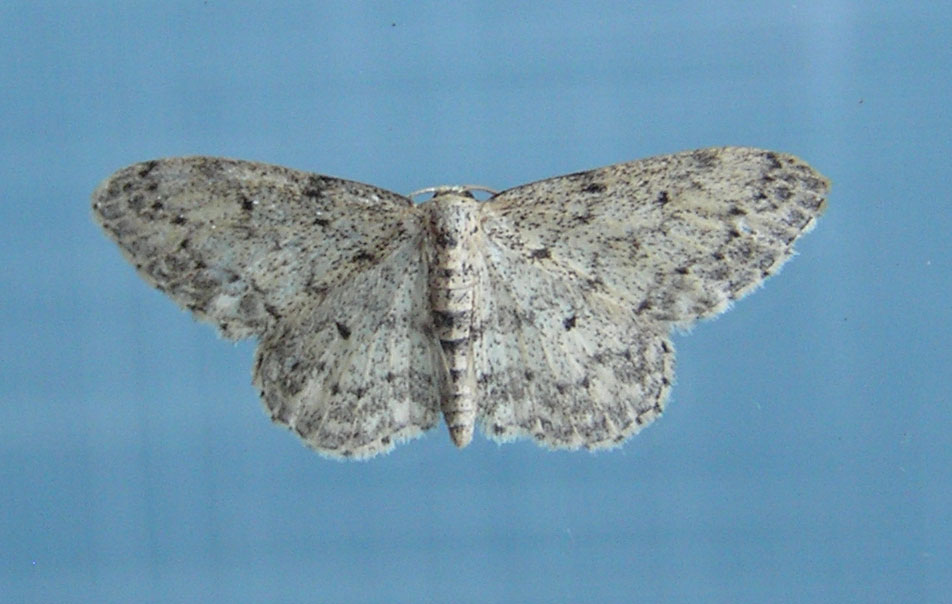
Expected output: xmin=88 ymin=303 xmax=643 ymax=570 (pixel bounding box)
xmin=2 ymin=2 xmax=950 ymax=602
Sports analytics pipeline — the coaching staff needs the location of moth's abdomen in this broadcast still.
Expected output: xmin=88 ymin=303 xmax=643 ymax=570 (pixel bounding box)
xmin=423 ymin=192 xmax=484 ymax=448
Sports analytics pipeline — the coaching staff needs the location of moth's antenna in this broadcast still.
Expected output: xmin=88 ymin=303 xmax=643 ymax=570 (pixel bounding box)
xmin=410 ymin=185 xmax=498 ymax=201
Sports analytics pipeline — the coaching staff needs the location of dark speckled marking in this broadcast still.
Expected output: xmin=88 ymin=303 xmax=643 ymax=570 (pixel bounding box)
xmin=137 ymin=160 xmax=158 ymax=178
xmin=302 ymin=176 xmax=328 ymax=198
xmin=440 ymin=338 xmax=465 ymax=354
xmin=573 ymin=213 xmax=594 ymax=225
xmin=335 ymin=322 xmax=351 ymax=339
xmin=436 ymin=232 xmax=458 ymax=248
xmin=530 ymin=248 xmax=550 ymax=259
xmin=433 ymin=310 xmax=463 ymax=328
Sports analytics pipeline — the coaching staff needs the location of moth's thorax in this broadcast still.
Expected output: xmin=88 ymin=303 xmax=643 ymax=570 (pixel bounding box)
xmin=423 ymin=192 xmax=483 ymax=285
xmin=422 ymin=191 xmax=484 ymax=448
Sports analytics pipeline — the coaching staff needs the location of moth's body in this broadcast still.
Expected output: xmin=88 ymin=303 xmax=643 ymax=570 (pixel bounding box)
xmin=423 ymin=189 xmax=484 ymax=448
xmin=92 ymin=147 xmax=829 ymax=459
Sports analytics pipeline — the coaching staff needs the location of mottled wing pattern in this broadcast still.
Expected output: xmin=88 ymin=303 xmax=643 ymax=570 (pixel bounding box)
xmin=253 ymin=236 xmax=445 ymax=458
xmin=471 ymin=252 xmax=675 ymax=448
xmin=92 ymin=157 xmax=444 ymax=458
xmin=474 ymin=147 xmax=829 ymax=448
xmin=93 ymin=158 xmax=419 ymax=339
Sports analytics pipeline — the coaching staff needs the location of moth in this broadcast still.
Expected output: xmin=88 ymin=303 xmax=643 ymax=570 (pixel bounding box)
xmin=92 ymin=147 xmax=829 ymax=458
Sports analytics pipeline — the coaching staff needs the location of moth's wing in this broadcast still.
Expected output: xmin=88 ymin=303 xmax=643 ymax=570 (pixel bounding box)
xmin=92 ymin=157 xmax=419 ymax=339
xmin=471 ymin=254 xmax=674 ymax=449
xmin=473 ymin=147 xmax=829 ymax=449
xmin=253 ymin=233 xmax=446 ymax=459
xmin=480 ymin=147 xmax=829 ymax=325
xmin=92 ymin=157 xmax=444 ymax=458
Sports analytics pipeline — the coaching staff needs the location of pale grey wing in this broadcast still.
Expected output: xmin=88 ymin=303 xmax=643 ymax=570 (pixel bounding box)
xmin=92 ymin=157 xmax=418 ymax=339
xmin=471 ymin=250 xmax=674 ymax=449
xmin=253 ymin=232 xmax=445 ymax=459
xmin=93 ymin=157 xmax=444 ymax=458
xmin=473 ymin=147 xmax=828 ymax=449
xmin=480 ymin=147 xmax=830 ymax=326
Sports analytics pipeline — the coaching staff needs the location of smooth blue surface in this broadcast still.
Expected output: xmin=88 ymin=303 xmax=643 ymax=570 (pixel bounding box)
xmin=2 ymin=2 xmax=950 ymax=602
